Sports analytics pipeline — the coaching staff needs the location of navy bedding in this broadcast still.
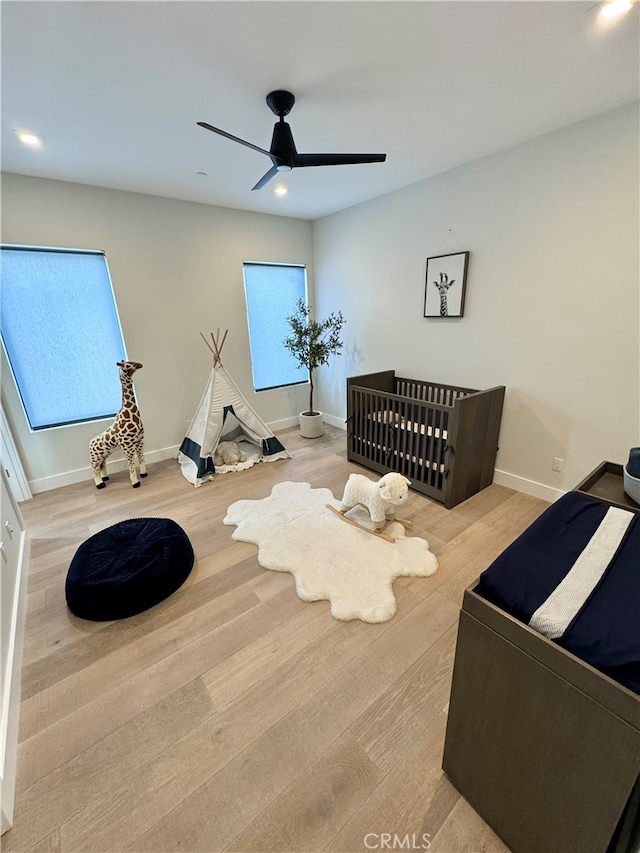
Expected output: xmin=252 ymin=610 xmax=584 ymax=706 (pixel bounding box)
xmin=475 ymin=492 xmax=640 ymax=693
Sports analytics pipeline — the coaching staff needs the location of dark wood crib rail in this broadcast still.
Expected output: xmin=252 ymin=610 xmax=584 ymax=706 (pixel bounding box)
xmin=395 ymin=376 xmax=477 ymax=406
xmin=347 ymin=371 xmax=505 ymax=509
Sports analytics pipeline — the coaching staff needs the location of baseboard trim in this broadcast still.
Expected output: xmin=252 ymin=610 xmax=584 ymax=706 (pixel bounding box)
xmin=493 ymin=469 xmax=564 ymax=503
xmin=28 ymin=445 xmax=181 ymax=494
xmin=269 ymin=415 xmax=348 ymax=432
xmin=268 ymin=416 xmax=300 ymax=432
xmin=322 ymin=413 xmax=347 ymax=430
xmin=26 ymin=416 xmax=321 ymax=493
xmin=27 ymin=414 xmax=337 ymax=494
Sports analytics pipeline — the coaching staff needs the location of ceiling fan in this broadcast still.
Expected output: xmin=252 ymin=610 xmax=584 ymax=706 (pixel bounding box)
xmin=198 ymin=90 xmax=386 ymax=191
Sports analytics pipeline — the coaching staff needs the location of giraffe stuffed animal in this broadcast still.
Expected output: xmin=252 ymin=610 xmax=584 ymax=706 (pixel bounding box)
xmin=90 ymin=361 xmax=147 ymax=489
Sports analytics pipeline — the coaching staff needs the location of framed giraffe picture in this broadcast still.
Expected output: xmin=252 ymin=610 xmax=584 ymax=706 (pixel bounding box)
xmin=424 ymin=251 xmax=469 ymax=318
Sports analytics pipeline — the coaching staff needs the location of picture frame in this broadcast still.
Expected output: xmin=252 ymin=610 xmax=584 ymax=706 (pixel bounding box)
xmin=424 ymin=251 xmax=469 ymax=318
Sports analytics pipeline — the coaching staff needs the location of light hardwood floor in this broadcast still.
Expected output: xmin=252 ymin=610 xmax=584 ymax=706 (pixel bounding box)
xmin=6 ymin=426 xmax=548 ymax=853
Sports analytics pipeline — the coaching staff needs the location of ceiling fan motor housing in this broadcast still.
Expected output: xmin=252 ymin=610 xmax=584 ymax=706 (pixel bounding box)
xmin=270 ymin=121 xmax=296 ymax=169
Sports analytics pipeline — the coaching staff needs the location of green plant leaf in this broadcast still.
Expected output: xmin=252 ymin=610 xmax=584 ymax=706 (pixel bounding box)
xmin=283 ymin=298 xmax=345 ymax=415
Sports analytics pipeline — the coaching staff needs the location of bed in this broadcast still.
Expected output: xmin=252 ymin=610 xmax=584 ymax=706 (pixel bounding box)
xmin=346 ymin=371 xmax=505 ymax=509
xmin=442 ymin=488 xmax=640 ymax=853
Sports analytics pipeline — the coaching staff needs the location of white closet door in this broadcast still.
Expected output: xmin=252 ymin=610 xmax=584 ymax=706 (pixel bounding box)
xmin=1 ymin=467 xmax=28 ymax=834
xmin=0 ymin=406 xmax=31 ymax=503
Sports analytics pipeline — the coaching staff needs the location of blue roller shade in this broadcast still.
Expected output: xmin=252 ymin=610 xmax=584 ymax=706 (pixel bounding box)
xmin=243 ymin=262 xmax=308 ymax=392
xmin=1 ymin=246 xmax=127 ymax=430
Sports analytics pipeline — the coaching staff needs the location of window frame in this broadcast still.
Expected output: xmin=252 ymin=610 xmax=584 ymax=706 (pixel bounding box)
xmin=242 ymin=260 xmax=309 ymax=393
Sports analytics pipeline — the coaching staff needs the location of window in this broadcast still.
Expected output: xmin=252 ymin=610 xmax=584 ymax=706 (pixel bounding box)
xmin=243 ymin=261 xmax=308 ymax=392
xmin=1 ymin=245 xmax=127 ymax=430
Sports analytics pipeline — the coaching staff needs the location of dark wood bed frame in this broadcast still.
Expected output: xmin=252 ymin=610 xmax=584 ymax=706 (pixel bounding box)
xmin=442 ymin=469 xmax=640 ymax=853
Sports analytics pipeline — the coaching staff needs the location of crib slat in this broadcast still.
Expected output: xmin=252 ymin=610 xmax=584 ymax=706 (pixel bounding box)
xmin=405 ymin=401 xmax=417 ymax=481
xmin=356 ymin=388 xmax=364 ymax=457
xmin=373 ymin=392 xmax=383 ymax=466
xmin=365 ymin=391 xmax=373 ymax=464
xmin=398 ymin=402 xmax=409 ymax=478
xmin=430 ymin=408 xmax=437 ymax=481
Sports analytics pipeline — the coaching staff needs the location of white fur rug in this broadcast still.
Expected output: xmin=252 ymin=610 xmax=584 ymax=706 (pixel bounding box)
xmin=223 ymin=481 xmax=438 ymax=623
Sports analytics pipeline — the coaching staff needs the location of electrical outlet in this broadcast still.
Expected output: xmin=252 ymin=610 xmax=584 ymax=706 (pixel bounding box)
xmin=552 ymin=457 xmax=565 ymax=473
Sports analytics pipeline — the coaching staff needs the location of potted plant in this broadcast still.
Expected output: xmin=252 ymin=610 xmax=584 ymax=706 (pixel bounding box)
xmin=283 ymin=298 xmax=345 ymax=438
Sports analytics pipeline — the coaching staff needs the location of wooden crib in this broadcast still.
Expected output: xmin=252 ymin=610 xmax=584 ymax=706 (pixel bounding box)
xmin=346 ymin=371 xmax=505 ymax=509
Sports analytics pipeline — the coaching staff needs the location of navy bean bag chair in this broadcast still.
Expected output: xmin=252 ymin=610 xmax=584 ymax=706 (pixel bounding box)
xmin=66 ymin=517 xmax=194 ymax=621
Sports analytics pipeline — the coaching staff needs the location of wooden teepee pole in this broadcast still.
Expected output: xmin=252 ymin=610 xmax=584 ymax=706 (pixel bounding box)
xmin=201 ymin=330 xmax=228 ymax=368
xmin=200 ymin=332 xmax=215 ymax=355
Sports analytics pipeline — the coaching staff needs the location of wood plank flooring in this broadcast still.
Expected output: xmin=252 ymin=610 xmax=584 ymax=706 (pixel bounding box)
xmin=5 ymin=426 xmax=548 ymax=853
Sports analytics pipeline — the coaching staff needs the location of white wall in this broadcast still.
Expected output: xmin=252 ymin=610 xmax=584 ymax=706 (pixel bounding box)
xmin=3 ymin=103 xmax=638 ymax=499
xmin=313 ymin=103 xmax=640 ymax=499
xmin=1 ymin=174 xmax=313 ymax=491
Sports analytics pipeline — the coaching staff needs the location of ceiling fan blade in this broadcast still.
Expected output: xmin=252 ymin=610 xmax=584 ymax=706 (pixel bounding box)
xmin=251 ymin=165 xmax=280 ymax=191
xmin=197 ymin=122 xmax=274 ymax=159
xmin=293 ymin=153 xmax=386 ymax=167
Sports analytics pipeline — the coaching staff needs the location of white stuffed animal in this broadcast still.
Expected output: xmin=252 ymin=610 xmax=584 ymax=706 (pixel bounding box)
xmin=214 ymin=440 xmax=246 ymax=466
xmin=340 ymin=472 xmax=411 ymax=530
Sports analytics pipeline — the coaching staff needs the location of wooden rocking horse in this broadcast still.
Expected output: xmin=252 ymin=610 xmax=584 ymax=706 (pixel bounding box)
xmin=327 ymin=472 xmax=412 ymax=543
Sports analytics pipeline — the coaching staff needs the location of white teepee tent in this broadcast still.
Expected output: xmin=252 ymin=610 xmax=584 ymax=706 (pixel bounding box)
xmin=178 ymin=331 xmax=290 ymax=487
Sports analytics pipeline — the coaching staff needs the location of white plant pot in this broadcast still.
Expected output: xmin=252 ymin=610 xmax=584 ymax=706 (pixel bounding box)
xmin=300 ymin=411 xmax=324 ymax=439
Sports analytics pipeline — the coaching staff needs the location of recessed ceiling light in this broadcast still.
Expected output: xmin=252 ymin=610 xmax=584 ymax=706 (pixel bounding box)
xmin=15 ymin=130 xmax=44 ymax=148
xmin=274 ymin=185 xmax=288 ymax=196
xmin=600 ymin=0 xmax=634 ymax=19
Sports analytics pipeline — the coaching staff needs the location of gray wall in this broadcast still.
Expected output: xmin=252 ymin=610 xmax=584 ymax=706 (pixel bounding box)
xmin=1 ymin=174 xmax=313 ymax=491
xmin=313 ymin=103 xmax=639 ymax=499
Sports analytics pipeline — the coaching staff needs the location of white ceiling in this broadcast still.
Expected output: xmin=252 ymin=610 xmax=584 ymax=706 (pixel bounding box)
xmin=2 ymin=1 xmax=638 ymax=221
